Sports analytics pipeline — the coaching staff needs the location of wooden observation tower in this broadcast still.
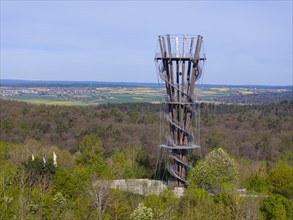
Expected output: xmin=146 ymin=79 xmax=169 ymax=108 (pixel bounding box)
xmin=154 ymin=34 xmax=206 ymax=187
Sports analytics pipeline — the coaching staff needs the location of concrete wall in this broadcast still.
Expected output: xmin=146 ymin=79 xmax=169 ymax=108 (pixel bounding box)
xmin=109 ymin=179 xmax=185 ymax=197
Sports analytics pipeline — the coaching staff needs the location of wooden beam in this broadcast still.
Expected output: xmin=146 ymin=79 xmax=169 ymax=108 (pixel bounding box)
xmin=158 ymin=36 xmax=164 ymax=58
xmin=175 ymin=37 xmax=179 ymax=58
xmin=154 ymin=57 xmax=206 ymax=61
xmin=184 ymin=36 xmax=203 ymax=146
xmin=167 ymin=34 xmax=175 ymax=97
xmin=176 ymin=60 xmax=180 ymax=144
xmin=179 ymin=35 xmax=186 ymax=145
xmin=167 ymin=34 xmax=183 ymax=186
xmin=160 ymin=37 xmax=170 ymax=92
xmin=189 ymin=35 xmax=203 ymax=97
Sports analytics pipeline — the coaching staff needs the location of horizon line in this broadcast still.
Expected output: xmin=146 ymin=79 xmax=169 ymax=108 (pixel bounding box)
xmin=0 ymin=78 xmax=292 ymax=88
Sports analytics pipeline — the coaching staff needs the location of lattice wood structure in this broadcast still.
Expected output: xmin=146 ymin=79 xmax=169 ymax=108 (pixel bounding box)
xmin=155 ymin=34 xmax=206 ymax=187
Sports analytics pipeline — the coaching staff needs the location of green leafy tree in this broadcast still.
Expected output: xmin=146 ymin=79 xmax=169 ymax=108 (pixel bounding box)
xmin=52 ymin=166 xmax=93 ymax=219
xmin=23 ymin=157 xmax=56 ymax=187
xmin=76 ymin=134 xmax=112 ymax=178
xmin=188 ymin=148 xmax=239 ymax=193
xmin=124 ymin=146 xmax=146 ymax=178
xmin=0 ymin=162 xmax=19 ymax=220
xmin=130 ymin=202 xmax=153 ymax=220
xmin=268 ymin=163 xmax=293 ymax=195
xmin=278 ymin=183 xmax=293 ymax=199
xmin=261 ymin=194 xmax=292 ymax=220
xmin=144 ymin=189 xmax=179 ymax=219
xmin=0 ymin=141 xmax=16 ymax=163
xmin=106 ymin=189 xmax=131 ymax=220
xmin=181 ymin=185 xmax=210 ymax=207
xmin=53 ymin=167 xmax=83 ymax=200
xmin=43 ymin=192 xmax=67 ymax=220
xmin=23 ymin=157 xmax=56 ymax=218
xmin=245 ymin=174 xmax=269 ymax=194
xmin=177 ymin=186 xmax=225 ymax=219
xmin=109 ymin=151 xmax=131 ymax=178
xmin=215 ymin=188 xmax=263 ymax=220
xmin=143 ymin=194 xmax=165 ymax=218
xmin=76 ymin=133 xmax=104 ymax=164
xmin=0 ymin=118 xmax=13 ymax=132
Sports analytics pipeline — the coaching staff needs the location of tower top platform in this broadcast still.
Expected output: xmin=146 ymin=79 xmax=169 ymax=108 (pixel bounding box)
xmin=154 ymin=34 xmax=206 ymax=61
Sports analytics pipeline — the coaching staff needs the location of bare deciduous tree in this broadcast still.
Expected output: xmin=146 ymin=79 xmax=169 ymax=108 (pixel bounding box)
xmin=87 ymin=178 xmax=112 ymax=220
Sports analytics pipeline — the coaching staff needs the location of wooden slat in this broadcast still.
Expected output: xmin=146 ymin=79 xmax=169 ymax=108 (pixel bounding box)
xmin=167 ymin=35 xmax=177 ymax=145
xmin=176 ymin=60 xmax=180 ymax=145
xmin=185 ymin=37 xmax=194 ymax=102
xmin=160 ymin=37 xmax=174 ymax=145
xmin=162 ymin=37 xmax=167 ymax=58
xmin=178 ymin=36 xmax=188 ymax=186
xmin=159 ymin=37 xmax=170 ymax=97
xmin=189 ymin=35 xmax=203 ymax=97
xmin=167 ymin=35 xmax=175 ymax=96
xmin=182 ymin=38 xmax=194 ymax=145
xmin=175 ymin=37 xmax=179 ymax=58
xmin=167 ymin=35 xmax=181 ymax=186
xmin=179 ymin=35 xmax=186 ymax=145
xmin=161 ymin=37 xmax=172 ymax=100
xmin=158 ymin=36 xmax=164 ymax=58
xmin=182 ymin=34 xmax=186 ymax=58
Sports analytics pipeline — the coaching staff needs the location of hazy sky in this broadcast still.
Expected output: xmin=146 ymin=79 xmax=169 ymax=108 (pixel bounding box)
xmin=1 ymin=1 xmax=292 ymax=85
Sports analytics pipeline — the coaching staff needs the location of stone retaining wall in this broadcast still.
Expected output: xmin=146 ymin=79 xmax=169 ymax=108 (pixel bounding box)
xmin=97 ymin=179 xmax=186 ymax=197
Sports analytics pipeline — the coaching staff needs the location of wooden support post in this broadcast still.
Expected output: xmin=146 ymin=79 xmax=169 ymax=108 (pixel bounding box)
xmin=158 ymin=37 xmax=170 ymax=100
xmin=184 ymin=36 xmax=203 ymax=146
xmin=186 ymin=37 xmax=194 ymax=101
xmin=167 ymin=34 xmax=177 ymax=145
xmin=175 ymin=37 xmax=179 ymax=58
xmin=176 ymin=60 xmax=180 ymax=140
xmin=189 ymin=35 xmax=203 ymax=97
xmin=168 ymin=34 xmax=184 ymax=186
xmin=179 ymin=35 xmax=187 ymax=182
xmin=183 ymin=37 xmax=194 ymax=145
xmin=179 ymin=35 xmax=186 ymax=145
xmin=175 ymin=36 xmax=180 ymax=147
xmin=167 ymin=34 xmax=174 ymax=96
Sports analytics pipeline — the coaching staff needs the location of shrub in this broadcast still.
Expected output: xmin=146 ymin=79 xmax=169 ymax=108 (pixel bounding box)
xmin=268 ymin=163 xmax=293 ymax=195
xmin=130 ymin=203 xmax=153 ymax=220
xmin=188 ymin=148 xmax=239 ymax=193
xmin=260 ymin=194 xmax=292 ymax=220
xmin=245 ymin=174 xmax=269 ymax=194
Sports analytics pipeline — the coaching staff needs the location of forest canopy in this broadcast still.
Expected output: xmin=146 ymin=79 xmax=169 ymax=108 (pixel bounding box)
xmin=0 ymin=100 xmax=292 ymax=219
